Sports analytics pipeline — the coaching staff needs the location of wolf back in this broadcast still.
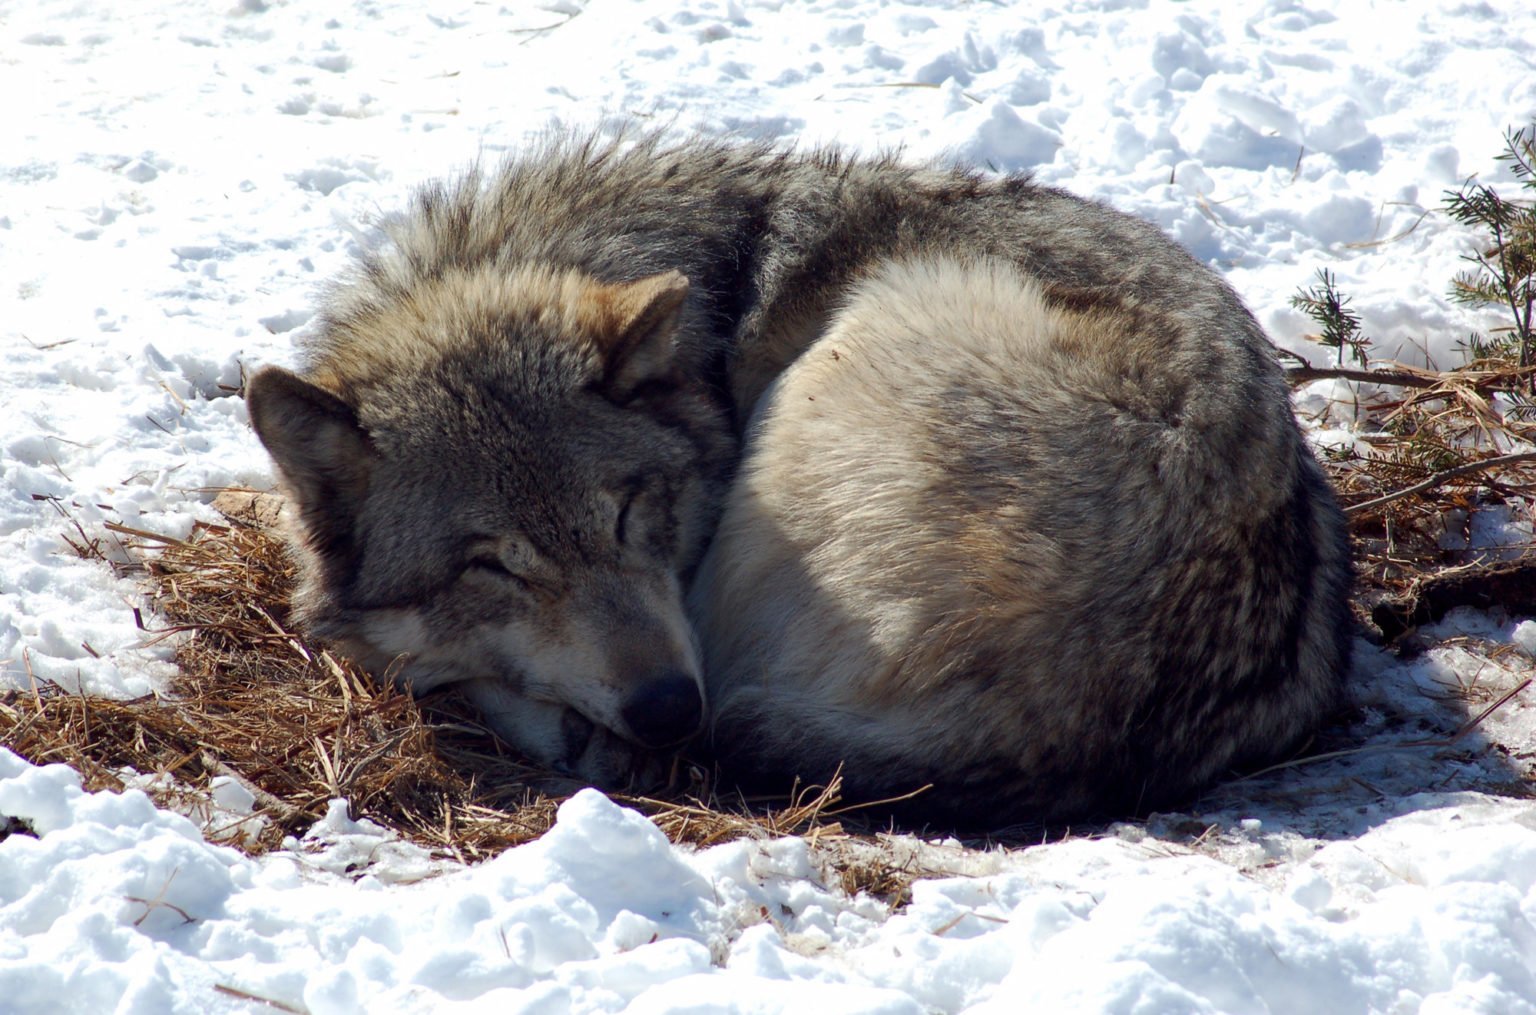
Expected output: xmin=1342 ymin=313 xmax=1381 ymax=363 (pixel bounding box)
xmin=245 ymin=132 xmax=1353 ymax=825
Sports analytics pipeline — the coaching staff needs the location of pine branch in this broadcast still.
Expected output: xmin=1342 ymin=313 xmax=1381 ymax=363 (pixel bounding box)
xmin=1343 ymin=451 xmax=1536 ymax=517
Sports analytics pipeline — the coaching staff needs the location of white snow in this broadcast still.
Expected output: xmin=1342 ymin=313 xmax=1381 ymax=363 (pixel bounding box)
xmin=3 ymin=0 xmax=1536 ymax=1011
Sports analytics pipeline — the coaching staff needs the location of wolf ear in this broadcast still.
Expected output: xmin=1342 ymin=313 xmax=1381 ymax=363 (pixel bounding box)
xmin=593 ymin=270 xmax=690 ymax=398
xmin=245 ymin=366 xmax=373 ymax=551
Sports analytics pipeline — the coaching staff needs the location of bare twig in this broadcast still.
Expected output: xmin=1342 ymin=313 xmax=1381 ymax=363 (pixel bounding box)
xmin=1443 ymin=678 xmax=1533 ymax=744
xmin=200 ymin=751 xmax=308 ymax=826
xmin=212 ymin=985 xmax=307 ymax=1014
xmin=1344 ymin=451 xmax=1536 ymax=517
xmin=1284 ymin=363 xmax=1445 ymax=389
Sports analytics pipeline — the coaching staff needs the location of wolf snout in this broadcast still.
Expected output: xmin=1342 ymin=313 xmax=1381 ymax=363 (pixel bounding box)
xmin=620 ymin=672 xmax=704 ymax=748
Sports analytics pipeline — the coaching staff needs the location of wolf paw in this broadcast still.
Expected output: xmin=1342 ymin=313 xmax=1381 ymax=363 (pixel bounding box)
xmin=554 ymin=710 xmax=675 ymax=794
xmin=458 ymin=679 xmax=680 ymax=793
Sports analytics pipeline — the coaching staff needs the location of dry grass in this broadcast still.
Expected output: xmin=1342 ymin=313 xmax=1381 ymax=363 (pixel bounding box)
xmin=1 ymin=492 xmax=930 ymax=898
xmin=4 ymin=501 xmax=562 ymax=860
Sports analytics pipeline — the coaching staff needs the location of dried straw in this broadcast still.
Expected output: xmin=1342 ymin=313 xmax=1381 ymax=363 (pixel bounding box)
xmin=1 ymin=494 xmax=926 ymax=898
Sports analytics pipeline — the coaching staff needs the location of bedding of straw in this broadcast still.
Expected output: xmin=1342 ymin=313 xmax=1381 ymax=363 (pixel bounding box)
xmin=3 ymin=491 xmax=953 ymax=899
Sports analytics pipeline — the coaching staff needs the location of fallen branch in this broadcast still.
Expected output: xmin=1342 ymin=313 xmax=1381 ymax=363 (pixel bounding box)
xmin=1284 ymin=356 xmax=1536 ymax=392
xmin=1372 ymin=559 xmax=1536 ymax=641
xmin=1344 ymin=451 xmax=1536 ymax=517
xmin=1284 ymin=363 xmax=1444 ymax=389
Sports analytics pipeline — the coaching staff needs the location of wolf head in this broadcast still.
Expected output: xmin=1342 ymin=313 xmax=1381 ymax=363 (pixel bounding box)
xmin=245 ymin=266 xmax=734 ymax=752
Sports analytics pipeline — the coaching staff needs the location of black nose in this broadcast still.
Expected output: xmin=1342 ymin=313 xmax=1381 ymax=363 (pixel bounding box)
xmin=620 ymin=673 xmax=704 ymax=748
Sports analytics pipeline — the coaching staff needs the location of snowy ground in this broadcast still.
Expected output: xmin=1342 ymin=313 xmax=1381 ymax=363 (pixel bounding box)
xmin=4 ymin=0 xmax=1536 ymax=1011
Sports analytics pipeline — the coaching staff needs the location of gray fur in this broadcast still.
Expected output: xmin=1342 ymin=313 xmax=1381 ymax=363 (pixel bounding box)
xmin=246 ymin=130 xmax=1352 ymax=824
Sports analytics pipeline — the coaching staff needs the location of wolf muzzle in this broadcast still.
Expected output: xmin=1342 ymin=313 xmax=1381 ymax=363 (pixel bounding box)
xmin=620 ymin=672 xmax=704 ymax=748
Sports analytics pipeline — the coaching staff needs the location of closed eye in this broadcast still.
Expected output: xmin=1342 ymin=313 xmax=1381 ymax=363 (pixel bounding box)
xmin=615 ymin=489 xmax=638 ymax=545
xmin=466 ymin=554 xmax=527 ymax=586
xmin=460 ymin=538 xmax=564 ymax=597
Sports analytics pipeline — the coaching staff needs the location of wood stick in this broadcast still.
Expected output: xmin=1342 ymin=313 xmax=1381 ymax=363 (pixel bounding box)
xmin=1284 ymin=363 xmax=1445 ymax=389
xmin=1344 ymin=451 xmax=1536 ymax=516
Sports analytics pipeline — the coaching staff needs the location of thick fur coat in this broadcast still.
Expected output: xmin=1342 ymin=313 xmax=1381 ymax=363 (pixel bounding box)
xmin=246 ymin=132 xmax=1352 ymax=825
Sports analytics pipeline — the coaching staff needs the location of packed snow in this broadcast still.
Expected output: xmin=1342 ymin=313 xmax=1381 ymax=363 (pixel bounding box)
xmin=4 ymin=0 xmax=1536 ymax=1011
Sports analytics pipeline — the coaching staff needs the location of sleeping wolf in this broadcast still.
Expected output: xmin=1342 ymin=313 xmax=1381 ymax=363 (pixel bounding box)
xmin=246 ymin=132 xmax=1352 ymax=825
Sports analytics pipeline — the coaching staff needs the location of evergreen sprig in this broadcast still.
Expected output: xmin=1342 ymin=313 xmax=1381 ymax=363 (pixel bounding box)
xmin=1445 ymin=125 xmax=1536 ymax=371
xmin=1291 ymin=267 xmax=1368 ymax=366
